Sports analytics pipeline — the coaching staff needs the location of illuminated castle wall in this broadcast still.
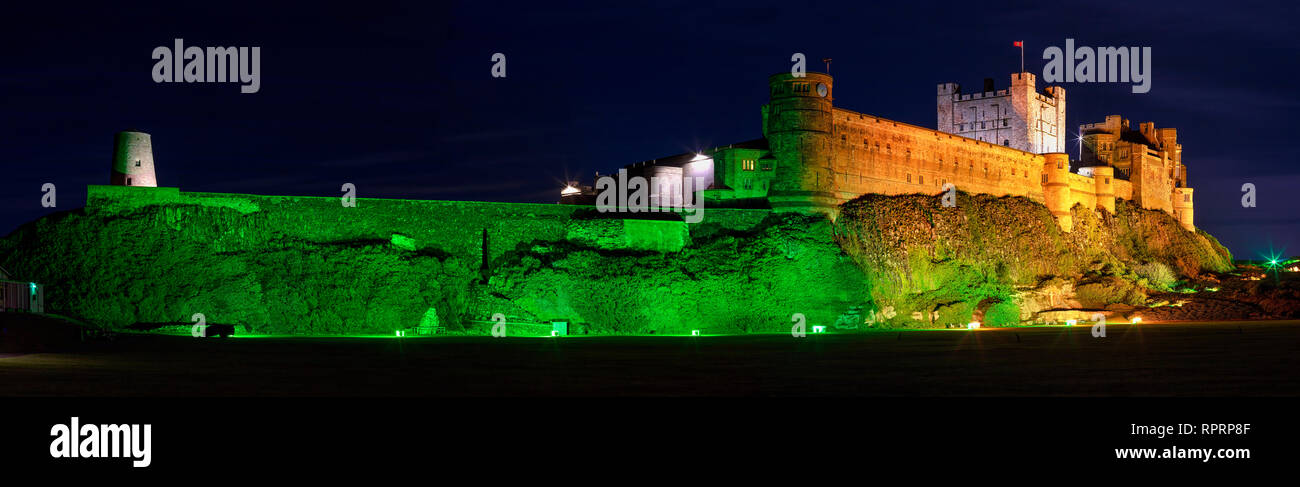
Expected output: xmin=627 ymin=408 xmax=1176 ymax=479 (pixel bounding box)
xmin=631 ymin=71 xmax=1194 ymax=233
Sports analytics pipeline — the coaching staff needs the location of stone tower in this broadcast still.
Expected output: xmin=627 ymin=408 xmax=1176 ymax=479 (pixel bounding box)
xmin=936 ymin=72 xmax=1065 ymax=154
xmin=762 ymin=72 xmax=836 ymax=213
xmin=110 ymin=131 xmax=157 ymax=187
xmin=1089 ymin=165 xmax=1116 ymax=214
xmin=1173 ymin=187 xmax=1194 ymax=231
xmin=1042 ymin=153 xmax=1073 ymax=232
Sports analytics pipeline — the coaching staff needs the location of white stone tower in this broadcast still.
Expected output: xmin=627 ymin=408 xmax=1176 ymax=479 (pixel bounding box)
xmin=110 ymin=130 xmax=157 ymax=187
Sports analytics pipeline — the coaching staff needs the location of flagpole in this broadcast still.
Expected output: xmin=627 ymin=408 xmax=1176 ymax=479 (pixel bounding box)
xmin=1020 ymin=42 xmax=1024 ymax=73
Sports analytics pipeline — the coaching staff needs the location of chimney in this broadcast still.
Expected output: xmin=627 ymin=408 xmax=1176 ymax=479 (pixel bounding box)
xmin=983 ymin=78 xmax=995 ymax=93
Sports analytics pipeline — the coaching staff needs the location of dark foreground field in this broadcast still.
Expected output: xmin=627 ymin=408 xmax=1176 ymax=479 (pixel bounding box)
xmin=2 ymin=321 xmax=1298 ymax=396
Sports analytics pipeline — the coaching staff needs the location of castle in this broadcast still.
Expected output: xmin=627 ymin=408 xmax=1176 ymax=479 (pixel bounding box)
xmin=613 ymin=71 xmax=1194 ymax=232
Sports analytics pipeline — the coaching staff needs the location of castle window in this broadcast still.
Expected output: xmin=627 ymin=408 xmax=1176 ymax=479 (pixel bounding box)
xmin=919 ymin=175 xmax=924 ymax=185
xmin=1106 ymin=178 xmax=1111 ymax=184
xmin=1003 ymin=140 xmax=1009 ymax=146
xmin=1003 ymin=120 xmax=1008 ymax=127
xmin=1042 ymin=174 xmax=1047 ymax=183
xmin=134 ymin=160 xmax=141 ymax=167
xmin=126 ymin=177 xmax=133 ymax=185
xmin=1184 ymin=194 xmax=1191 ymax=202
xmin=841 ymin=134 xmax=846 ymax=142
xmin=742 ymin=159 xmax=755 ymax=171
xmin=907 ymin=173 xmax=912 ymax=183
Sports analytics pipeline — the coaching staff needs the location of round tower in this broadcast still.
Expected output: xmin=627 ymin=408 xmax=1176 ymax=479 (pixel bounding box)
xmin=1042 ymin=153 xmax=1073 ymax=232
xmin=1088 ymin=165 xmax=1115 ymax=214
xmin=110 ymin=131 xmax=157 ymax=187
xmin=1173 ymin=187 xmax=1194 ymax=231
xmin=764 ymin=72 xmax=836 ymax=213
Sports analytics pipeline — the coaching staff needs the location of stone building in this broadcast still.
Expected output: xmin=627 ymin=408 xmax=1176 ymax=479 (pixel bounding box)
xmin=110 ymin=130 xmax=158 ymax=187
xmin=937 ymin=72 xmax=1066 ymax=154
xmin=612 ymin=70 xmax=1195 ymax=233
xmin=1079 ymin=115 xmax=1192 ymax=227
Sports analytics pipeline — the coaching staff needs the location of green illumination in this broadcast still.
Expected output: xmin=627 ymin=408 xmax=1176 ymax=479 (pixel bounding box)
xmin=0 ymin=185 xmax=1238 ymax=336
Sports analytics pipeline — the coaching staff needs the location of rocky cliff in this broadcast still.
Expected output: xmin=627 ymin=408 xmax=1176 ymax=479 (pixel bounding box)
xmin=0 ymin=190 xmax=1250 ymax=334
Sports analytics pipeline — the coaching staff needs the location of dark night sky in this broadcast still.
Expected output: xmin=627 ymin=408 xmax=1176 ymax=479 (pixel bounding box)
xmin=2 ymin=1 xmax=1297 ymax=259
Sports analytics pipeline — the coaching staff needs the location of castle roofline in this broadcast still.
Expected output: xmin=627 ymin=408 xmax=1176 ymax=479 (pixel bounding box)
xmin=626 ymin=138 xmax=769 ymax=169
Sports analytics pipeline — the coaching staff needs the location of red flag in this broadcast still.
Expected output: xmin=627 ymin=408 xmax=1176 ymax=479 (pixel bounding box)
xmin=1013 ymin=41 xmax=1023 ymax=47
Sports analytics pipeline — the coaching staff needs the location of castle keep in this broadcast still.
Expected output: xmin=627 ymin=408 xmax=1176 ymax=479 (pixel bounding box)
xmin=620 ymin=71 xmax=1194 ymax=232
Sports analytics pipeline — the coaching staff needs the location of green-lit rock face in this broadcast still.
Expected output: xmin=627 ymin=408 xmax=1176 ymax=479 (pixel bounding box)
xmin=0 ymin=187 xmax=1232 ymax=334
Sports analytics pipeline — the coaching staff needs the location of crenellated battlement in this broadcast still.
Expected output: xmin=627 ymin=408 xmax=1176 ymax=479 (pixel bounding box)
xmin=608 ymin=70 xmax=1194 ymax=233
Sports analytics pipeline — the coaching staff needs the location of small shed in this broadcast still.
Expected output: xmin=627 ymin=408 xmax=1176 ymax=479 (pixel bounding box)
xmin=0 ymin=267 xmax=44 ymax=313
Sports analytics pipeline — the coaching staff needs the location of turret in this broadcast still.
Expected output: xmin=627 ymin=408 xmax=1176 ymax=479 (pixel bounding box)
xmin=1088 ymin=166 xmax=1115 ymax=214
xmin=764 ymin=72 xmax=836 ymax=213
xmin=110 ymin=131 xmax=158 ymax=187
xmin=936 ymin=82 xmax=959 ymax=133
xmin=1173 ymin=187 xmax=1194 ymax=231
xmin=1042 ymin=153 xmax=1073 ymax=232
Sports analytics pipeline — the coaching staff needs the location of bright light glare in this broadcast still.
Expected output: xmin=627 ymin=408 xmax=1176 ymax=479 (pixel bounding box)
xmin=560 ymin=185 xmax=581 ymax=196
xmin=967 ymin=322 xmax=980 ymax=330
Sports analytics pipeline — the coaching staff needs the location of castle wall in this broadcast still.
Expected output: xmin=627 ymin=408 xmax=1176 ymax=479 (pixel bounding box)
xmin=86 ymin=186 xmax=770 ymax=258
xmin=1133 ymin=151 xmax=1174 ymax=214
xmin=1113 ymin=179 xmax=1133 ymax=201
xmin=1064 ymin=173 xmax=1098 ymax=211
xmin=826 ymin=108 xmax=1047 ymax=204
